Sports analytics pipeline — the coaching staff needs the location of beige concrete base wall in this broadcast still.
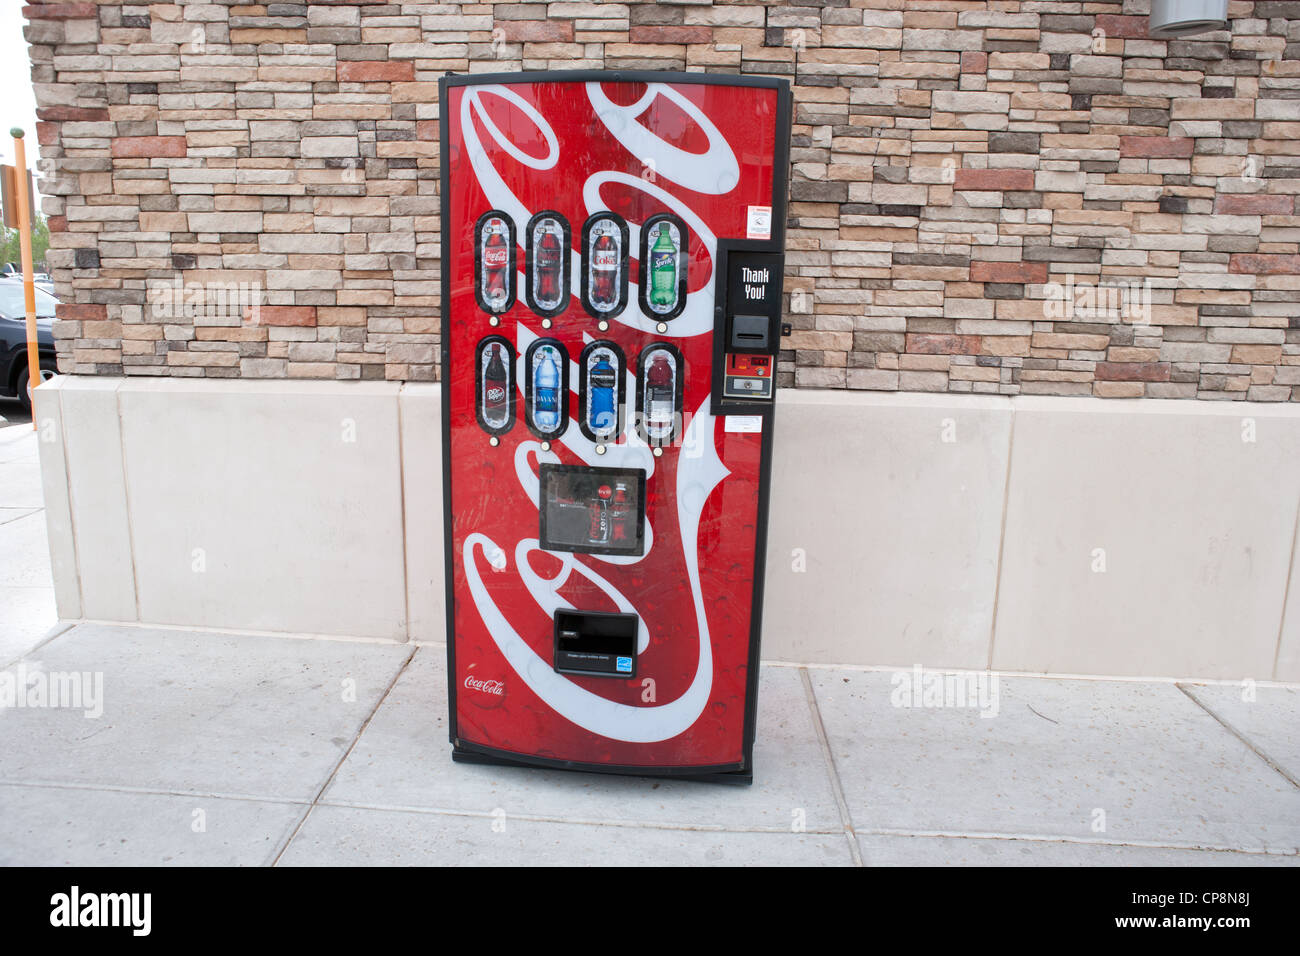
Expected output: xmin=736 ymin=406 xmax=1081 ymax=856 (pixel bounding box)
xmin=33 ymin=378 xmax=1300 ymax=681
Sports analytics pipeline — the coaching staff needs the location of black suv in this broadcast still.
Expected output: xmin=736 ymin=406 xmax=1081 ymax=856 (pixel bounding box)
xmin=0 ymin=279 xmax=58 ymax=411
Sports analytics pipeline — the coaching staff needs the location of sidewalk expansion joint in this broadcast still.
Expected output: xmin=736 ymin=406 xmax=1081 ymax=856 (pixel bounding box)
xmin=857 ymin=827 xmax=1299 ymax=857
xmin=0 ymin=779 xmax=311 ymax=807
xmin=313 ymin=798 xmax=845 ymax=835
xmin=270 ymin=645 xmax=418 ymax=865
xmin=1176 ymin=682 xmax=1300 ymax=791
xmin=800 ymin=666 xmax=863 ymax=866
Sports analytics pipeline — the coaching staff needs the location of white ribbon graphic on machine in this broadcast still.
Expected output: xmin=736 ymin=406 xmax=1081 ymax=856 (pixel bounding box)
xmin=464 ymin=402 xmax=729 ymax=743
xmin=460 ymin=83 xmax=736 ymax=339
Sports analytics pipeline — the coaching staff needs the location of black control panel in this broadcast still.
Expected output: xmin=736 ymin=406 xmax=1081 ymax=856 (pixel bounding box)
xmin=712 ymin=244 xmax=784 ymax=410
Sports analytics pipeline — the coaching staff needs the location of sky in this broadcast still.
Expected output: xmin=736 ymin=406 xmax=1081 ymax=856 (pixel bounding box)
xmin=0 ymin=4 xmax=46 ymax=203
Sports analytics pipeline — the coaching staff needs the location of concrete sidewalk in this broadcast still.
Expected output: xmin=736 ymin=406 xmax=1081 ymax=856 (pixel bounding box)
xmin=1 ymin=427 xmax=1298 ymax=866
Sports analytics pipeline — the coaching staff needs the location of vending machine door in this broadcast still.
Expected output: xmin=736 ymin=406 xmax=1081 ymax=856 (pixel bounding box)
xmin=441 ymin=71 xmax=791 ymax=781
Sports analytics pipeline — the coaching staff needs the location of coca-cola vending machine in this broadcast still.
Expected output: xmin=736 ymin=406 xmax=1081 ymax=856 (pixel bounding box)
xmin=440 ymin=71 xmax=791 ymax=782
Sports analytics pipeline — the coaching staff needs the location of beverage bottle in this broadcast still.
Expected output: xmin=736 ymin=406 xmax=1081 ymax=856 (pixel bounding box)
xmin=589 ymin=484 xmax=612 ymax=544
xmin=588 ymin=354 xmax=617 ymax=434
xmin=591 ymin=232 xmax=618 ymax=309
xmin=482 ymin=226 xmax=508 ymax=308
xmin=534 ymin=348 xmax=560 ymax=431
xmin=646 ymin=353 xmax=674 ymax=427
xmin=536 ymin=229 xmax=562 ymax=305
xmin=484 ymin=344 xmax=508 ymax=426
xmin=648 ymin=225 xmax=677 ymax=309
xmin=610 ymin=481 xmax=630 ymax=541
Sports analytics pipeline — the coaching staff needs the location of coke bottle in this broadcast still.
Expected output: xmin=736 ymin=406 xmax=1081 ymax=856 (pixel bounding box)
xmin=589 ymin=484 xmax=612 ymax=544
xmin=646 ymin=353 xmax=674 ymax=427
xmin=482 ymin=226 xmax=509 ymax=309
xmin=536 ymin=228 xmax=562 ymax=306
xmin=484 ymin=344 xmax=508 ymax=426
xmin=591 ymin=231 xmax=618 ymax=309
xmin=610 ymin=481 xmax=630 ymax=542
xmin=648 ymin=225 xmax=677 ymax=309
xmin=534 ymin=348 xmax=560 ymax=431
xmin=589 ymin=353 xmax=618 ymax=435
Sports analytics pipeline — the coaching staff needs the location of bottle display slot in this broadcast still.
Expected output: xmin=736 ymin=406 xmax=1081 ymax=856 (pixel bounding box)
xmin=524 ymin=338 xmax=569 ymax=441
xmin=538 ymin=463 xmax=646 ymax=557
xmin=474 ymin=210 xmax=516 ymax=315
xmin=580 ymin=212 xmax=629 ymax=319
xmin=635 ymin=343 xmax=684 ymax=447
xmin=578 ymin=340 xmax=625 ymax=445
xmin=525 ymin=211 xmax=571 ymax=318
xmin=475 ymin=335 xmax=516 ymax=436
xmin=638 ymin=213 xmax=688 ymax=322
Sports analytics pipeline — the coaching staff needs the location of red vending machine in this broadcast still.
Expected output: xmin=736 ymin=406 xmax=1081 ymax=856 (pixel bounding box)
xmin=440 ymin=71 xmax=791 ymax=782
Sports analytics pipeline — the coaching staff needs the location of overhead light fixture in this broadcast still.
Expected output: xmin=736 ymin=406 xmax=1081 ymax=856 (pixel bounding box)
xmin=1149 ymin=0 xmax=1229 ymax=38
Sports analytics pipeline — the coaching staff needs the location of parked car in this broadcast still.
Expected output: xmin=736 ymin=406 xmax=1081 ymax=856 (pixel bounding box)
xmin=0 ymin=264 xmax=53 ymax=294
xmin=0 ymin=278 xmax=58 ymax=412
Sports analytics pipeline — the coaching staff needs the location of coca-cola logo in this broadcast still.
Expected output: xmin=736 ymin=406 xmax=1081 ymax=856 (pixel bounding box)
xmin=464 ymin=675 xmax=505 ymax=696
xmin=483 ymin=248 xmax=508 ymax=266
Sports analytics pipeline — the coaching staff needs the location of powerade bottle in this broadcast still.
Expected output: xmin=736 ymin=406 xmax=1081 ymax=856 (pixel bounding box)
xmin=534 ymin=349 xmax=560 ymax=431
xmin=648 ymin=225 xmax=677 ymax=309
xmin=589 ymin=354 xmax=617 ymax=434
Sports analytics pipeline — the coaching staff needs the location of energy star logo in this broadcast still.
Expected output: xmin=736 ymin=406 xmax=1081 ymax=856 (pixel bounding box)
xmin=49 ymin=887 xmax=151 ymax=937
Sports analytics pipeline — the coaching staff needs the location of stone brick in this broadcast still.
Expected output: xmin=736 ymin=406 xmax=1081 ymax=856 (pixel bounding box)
xmin=23 ymin=4 xmax=96 ymax=20
xmin=497 ymin=20 xmax=574 ymax=43
xmin=1214 ymin=195 xmax=1292 ymax=216
xmin=629 ymin=25 xmax=711 ymax=43
xmin=337 ymin=61 xmax=416 ymax=83
xmin=1093 ymin=15 xmax=1149 ymax=39
xmin=1095 ymin=362 xmax=1171 ymax=382
xmin=1230 ymin=254 xmax=1300 ymax=275
xmin=111 ymin=136 xmax=187 ymax=158
xmin=56 ymin=303 xmax=108 ymax=321
xmin=1119 ymin=136 xmax=1195 ymax=158
xmin=954 ymin=169 xmax=1035 ymax=191
xmin=906 ymin=334 xmax=981 ymax=355
xmin=250 ymin=306 xmax=317 ymax=328
xmin=1170 ymin=98 xmax=1254 ymax=120
xmin=971 ymin=261 xmax=1048 ymax=284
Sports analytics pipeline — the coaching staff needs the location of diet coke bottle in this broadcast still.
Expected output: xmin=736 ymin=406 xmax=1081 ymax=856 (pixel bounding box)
xmin=591 ymin=231 xmax=618 ymax=309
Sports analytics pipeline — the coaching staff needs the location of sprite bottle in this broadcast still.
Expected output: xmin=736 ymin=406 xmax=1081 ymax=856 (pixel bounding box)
xmin=648 ymin=225 xmax=677 ymax=309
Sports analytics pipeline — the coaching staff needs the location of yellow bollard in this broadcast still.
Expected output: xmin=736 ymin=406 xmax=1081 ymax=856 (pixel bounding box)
xmin=11 ymin=128 xmax=40 ymax=428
